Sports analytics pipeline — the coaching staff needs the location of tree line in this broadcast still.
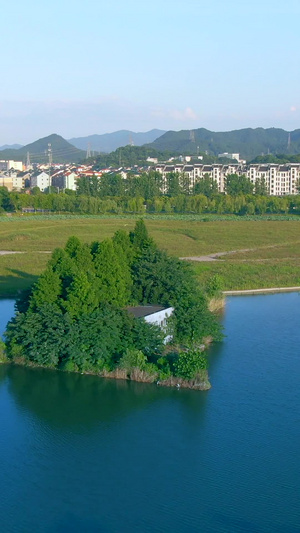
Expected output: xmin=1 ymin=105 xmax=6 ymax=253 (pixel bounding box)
xmin=1 ymin=172 xmax=300 ymax=216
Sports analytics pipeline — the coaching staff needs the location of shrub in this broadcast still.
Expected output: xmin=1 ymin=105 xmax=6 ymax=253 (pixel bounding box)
xmin=174 ymin=350 xmax=208 ymax=379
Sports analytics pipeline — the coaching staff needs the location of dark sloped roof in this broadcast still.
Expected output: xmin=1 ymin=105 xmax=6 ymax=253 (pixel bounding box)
xmin=127 ymin=305 xmax=170 ymax=318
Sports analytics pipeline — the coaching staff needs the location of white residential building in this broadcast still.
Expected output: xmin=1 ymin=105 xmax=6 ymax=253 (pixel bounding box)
xmin=64 ymin=172 xmax=77 ymax=191
xmin=31 ymin=172 xmax=51 ymax=192
xmin=0 ymin=174 xmax=25 ymax=191
xmin=0 ymin=160 xmax=23 ymax=172
xmin=154 ymin=163 xmax=300 ymax=196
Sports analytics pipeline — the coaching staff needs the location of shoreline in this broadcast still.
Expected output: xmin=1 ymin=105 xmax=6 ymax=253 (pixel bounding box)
xmin=223 ymin=286 xmax=300 ymax=295
xmin=0 ymin=360 xmax=211 ymax=391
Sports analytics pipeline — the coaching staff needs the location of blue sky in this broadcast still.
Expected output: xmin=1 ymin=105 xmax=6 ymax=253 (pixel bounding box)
xmin=1 ymin=0 xmax=299 ymax=144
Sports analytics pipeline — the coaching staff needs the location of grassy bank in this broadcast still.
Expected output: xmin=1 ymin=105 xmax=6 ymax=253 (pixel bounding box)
xmin=1 ymin=214 xmax=300 ymax=296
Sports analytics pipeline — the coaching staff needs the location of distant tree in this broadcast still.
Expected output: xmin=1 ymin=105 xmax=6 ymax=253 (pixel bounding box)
xmin=166 ymin=172 xmax=181 ymax=196
xmin=194 ymin=174 xmax=218 ymax=197
xmin=31 ymin=186 xmax=41 ymax=195
xmin=130 ymin=219 xmax=155 ymax=252
xmin=255 ymin=177 xmax=268 ymax=195
xmin=99 ymin=174 xmax=124 ymax=197
xmin=225 ymin=174 xmax=254 ymax=196
xmin=64 ymin=188 xmax=76 ymax=196
xmin=76 ymin=175 xmax=100 ymax=196
xmin=0 ymin=186 xmax=15 ymax=211
xmin=179 ymin=172 xmax=191 ymax=195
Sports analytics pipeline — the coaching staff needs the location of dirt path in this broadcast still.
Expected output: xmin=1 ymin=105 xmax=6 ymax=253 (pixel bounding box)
xmin=180 ymin=249 xmax=253 ymax=262
xmin=181 ymin=240 xmax=300 ymax=262
xmin=0 ymin=251 xmax=51 ymax=255
xmin=0 ymin=251 xmax=25 ymax=256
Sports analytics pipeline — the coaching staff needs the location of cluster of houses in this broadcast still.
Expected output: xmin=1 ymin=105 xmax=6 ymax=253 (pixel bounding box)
xmin=0 ymin=158 xmax=300 ymax=197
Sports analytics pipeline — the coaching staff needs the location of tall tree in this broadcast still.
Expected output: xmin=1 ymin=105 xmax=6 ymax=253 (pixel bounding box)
xmin=225 ymin=174 xmax=254 ymax=196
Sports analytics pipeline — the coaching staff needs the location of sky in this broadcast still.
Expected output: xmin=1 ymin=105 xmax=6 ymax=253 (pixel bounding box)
xmin=0 ymin=0 xmax=300 ymax=144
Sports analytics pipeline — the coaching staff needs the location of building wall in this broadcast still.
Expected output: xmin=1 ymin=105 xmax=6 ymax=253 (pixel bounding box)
xmin=144 ymin=307 xmax=174 ymax=343
xmin=0 ymin=160 xmax=23 ymax=172
xmin=31 ymin=172 xmax=51 ymax=192
xmin=64 ymin=172 xmax=77 ymax=190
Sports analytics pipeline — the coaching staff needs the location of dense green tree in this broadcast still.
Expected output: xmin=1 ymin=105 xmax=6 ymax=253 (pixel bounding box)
xmin=93 ymin=239 xmax=132 ymax=306
xmin=99 ymin=174 xmax=124 ymax=197
xmin=225 ymin=174 xmax=254 ymax=195
xmin=0 ymin=186 xmax=14 ymax=211
xmin=255 ymin=177 xmax=268 ymax=195
xmin=166 ymin=172 xmax=181 ymax=196
xmin=29 ymin=268 xmax=62 ymax=311
xmin=194 ymin=174 xmax=218 ymax=197
xmin=130 ymin=219 xmax=155 ymax=252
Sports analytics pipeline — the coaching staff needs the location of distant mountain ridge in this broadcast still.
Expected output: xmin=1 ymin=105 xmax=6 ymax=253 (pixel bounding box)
xmin=68 ymin=129 xmax=165 ymax=153
xmin=0 ymin=134 xmax=85 ymax=163
xmin=0 ymin=144 xmax=23 ymax=151
xmin=148 ymin=127 xmax=300 ymax=160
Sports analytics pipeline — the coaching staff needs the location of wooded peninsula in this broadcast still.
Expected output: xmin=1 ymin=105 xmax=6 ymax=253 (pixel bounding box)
xmin=1 ymin=220 xmax=223 ymax=390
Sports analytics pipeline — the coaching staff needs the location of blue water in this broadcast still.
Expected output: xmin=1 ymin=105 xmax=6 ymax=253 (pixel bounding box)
xmin=0 ymin=293 xmax=299 ymax=532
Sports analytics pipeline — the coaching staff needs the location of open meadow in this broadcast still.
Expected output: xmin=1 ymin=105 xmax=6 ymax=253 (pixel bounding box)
xmin=0 ymin=214 xmax=300 ymax=296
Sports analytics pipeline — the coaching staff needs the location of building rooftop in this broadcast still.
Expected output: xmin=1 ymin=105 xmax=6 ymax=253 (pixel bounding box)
xmin=126 ymin=305 xmax=171 ymax=319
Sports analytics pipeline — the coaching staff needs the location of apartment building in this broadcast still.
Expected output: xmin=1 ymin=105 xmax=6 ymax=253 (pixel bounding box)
xmin=0 ymin=174 xmax=25 ymax=191
xmin=155 ymin=163 xmax=300 ymax=195
xmin=30 ymin=172 xmax=51 ymax=192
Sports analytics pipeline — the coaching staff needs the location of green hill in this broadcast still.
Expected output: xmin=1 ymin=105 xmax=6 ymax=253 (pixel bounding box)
xmin=148 ymin=127 xmax=300 ymax=160
xmin=0 ymin=134 xmax=85 ymax=163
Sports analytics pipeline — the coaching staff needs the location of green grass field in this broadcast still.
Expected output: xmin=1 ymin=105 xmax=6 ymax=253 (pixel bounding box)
xmin=0 ymin=214 xmax=300 ymax=296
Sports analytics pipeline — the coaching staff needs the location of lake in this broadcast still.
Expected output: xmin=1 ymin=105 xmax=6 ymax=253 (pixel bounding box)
xmin=0 ymin=293 xmax=299 ymax=532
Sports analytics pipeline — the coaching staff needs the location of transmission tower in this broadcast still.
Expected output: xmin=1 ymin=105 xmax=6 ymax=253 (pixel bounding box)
xmin=86 ymin=143 xmax=91 ymax=158
xmin=47 ymin=143 xmax=53 ymax=167
xmin=129 ymin=134 xmax=134 ymax=146
xmin=26 ymin=151 xmax=31 ymax=169
xmin=47 ymin=143 xmax=52 ymax=189
xmin=189 ymin=130 xmax=195 ymax=142
xmin=288 ymin=132 xmax=291 ymax=150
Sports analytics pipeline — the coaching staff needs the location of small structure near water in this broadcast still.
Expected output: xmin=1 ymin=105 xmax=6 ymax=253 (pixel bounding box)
xmin=127 ymin=305 xmax=174 ymax=342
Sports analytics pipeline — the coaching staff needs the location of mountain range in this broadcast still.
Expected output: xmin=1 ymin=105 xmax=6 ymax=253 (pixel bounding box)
xmin=0 ymin=144 xmax=23 ymax=151
xmin=68 ymin=129 xmax=165 ymax=153
xmin=148 ymin=127 xmax=300 ymax=160
xmin=1 ymin=127 xmax=300 ymax=165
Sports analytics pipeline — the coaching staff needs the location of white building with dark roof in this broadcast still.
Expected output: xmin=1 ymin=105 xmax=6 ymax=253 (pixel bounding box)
xmin=127 ymin=305 xmax=174 ymax=342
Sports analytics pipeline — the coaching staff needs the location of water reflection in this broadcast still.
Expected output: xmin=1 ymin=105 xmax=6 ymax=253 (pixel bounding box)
xmin=4 ymin=364 xmax=208 ymax=430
